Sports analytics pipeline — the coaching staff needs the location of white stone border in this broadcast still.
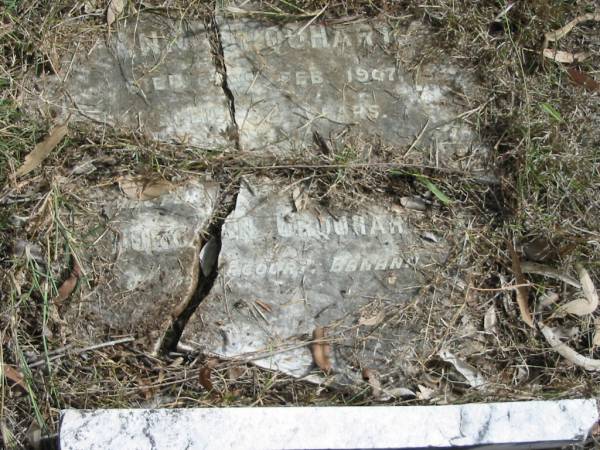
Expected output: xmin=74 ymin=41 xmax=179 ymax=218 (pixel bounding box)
xmin=60 ymin=399 xmax=598 ymax=449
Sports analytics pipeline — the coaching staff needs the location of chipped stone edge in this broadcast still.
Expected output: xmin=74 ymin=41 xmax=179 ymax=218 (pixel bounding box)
xmin=59 ymin=399 xmax=599 ymax=449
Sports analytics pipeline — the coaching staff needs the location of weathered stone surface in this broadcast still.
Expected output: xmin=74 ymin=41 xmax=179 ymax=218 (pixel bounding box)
xmin=37 ymin=15 xmax=232 ymax=148
xmin=64 ymin=179 xmax=217 ymax=351
xmin=60 ymin=400 xmax=599 ymax=449
xmin=180 ymin=179 xmax=446 ymax=385
xmin=219 ymin=14 xmax=489 ymax=170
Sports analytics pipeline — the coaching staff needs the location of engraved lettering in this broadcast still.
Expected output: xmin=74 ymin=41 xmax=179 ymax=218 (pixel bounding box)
xmin=310 ymin=26 xmax=329 ymax=48
xmin=370 ymin=216 xmax=385 ymax=235
xmin=332 ymin=30 xmax=352 ymax=48
xmin=389 ymin=257 xmax=404 ymax=269
xmin=359 ymin=258 xmax=373 ymax=271
xmin=352 ymin=215 xmax=367 ymax=235
xmin=296 ymin=71 xmax=309 ymax=86
xmin=330 ymin=255 xmax=347 ymax=272
xmin=333 ymin=216 xmax=348 ymax=236
xmin=310 ymin=70 xmax=323 ymax=84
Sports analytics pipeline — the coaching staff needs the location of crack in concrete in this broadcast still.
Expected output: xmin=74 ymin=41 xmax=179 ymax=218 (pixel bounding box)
xmin=159 ymin=10 xmax=241 ymax=354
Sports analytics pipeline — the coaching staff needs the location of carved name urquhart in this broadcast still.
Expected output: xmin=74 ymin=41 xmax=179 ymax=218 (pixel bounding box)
xmin=181 ymin=179 xmax=446 ymax=384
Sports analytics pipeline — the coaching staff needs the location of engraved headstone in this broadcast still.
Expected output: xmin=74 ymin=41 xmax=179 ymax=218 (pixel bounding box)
xmin=180 ymin=179 xmax=447 ymax=386
xmin=35 ymin=15 xmax=233 ymax=149
xmin=219 ymin=14 xmax=489 ymax=170
xmin=64 ymin=180 xmax=217 ymax=351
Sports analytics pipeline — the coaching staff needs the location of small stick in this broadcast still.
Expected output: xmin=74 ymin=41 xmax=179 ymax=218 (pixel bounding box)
xmin=29 ymin=337 xmax=135 ymax=369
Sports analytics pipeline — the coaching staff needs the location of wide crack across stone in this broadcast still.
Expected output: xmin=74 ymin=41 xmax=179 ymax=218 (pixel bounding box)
xmin=159 ymin=13 xmax=242 ymax=354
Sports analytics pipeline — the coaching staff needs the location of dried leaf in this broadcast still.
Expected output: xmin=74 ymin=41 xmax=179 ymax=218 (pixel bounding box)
xmin=544 ymin=13 xmax=600 ymax=44
xmin=359 ymin=310 xmax=385 ymax=327
xmin=568 ymin=68 xmax=600 ymax=92
xmin=254 ymin=300 xmax=272 ymax=313
xmin=559 ymin=265 xmax=598 ymax=316
xmin=362 ymin=368 xmax=384 ymax=400
xmin=593 ymin=319 xmax=600 ymax=348
xmin=119 ymin=176 xmax=174 ymax=201
xmin=310 ymin=327 xmax=332 ymax=374
xmin=199 ymin=238 xmax=219 ymax=277
xmin=227 ymin=366 xmax=245 ymax=381
xmin=509 ymin=241 xmax=535 ymax=328
xmin=483 ymin=304 xmax=497 ymax=332
xmin=199 ymin=359 xmax=218 ymax=391
xmin=198 ymin=367 xmax=213 ymax=391
xmin=521 ymin=262 xmax=581 ymax=288
xmin=292 ymin=186 xmax=308 ymax=212
xmin=386 ymin=387 xmax=416 ymax=399
xmin=54 ymin=262 xmax=81 ymax=304
xmin=107 ymin=0 xmax=125 ymax=26
xmin=542 ymin=48 xmax=589 ymax=63
xmin=16 ymin=123 xmax=68 ymax=177
xmin=1 ymin=364 xmax=26 ymax=391
xmin=416 ymin=384 xmax=435 ymax=400
xmin=439 ymin=350 xmax=486 ymax=389
xmin=541 ymin=324 xmax=600 ymax=371
xmin=400 ymin=196 xmax=426 ymax=211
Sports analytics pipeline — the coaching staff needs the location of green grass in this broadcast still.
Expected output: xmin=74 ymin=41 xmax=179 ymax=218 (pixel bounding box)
xmin=1 ymin=0 xmax=600 ymax=447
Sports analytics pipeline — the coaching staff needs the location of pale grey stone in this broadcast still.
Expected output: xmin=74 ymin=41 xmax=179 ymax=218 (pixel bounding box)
xmin=219 ymin=15 xmax=489 ymax=171
xmin=36 ymin=15 xmax=233 ymax=149
xmin=59 ymin=399 xmax=599 ymax=449
xmin=63 ymin=180 xmax=218 ymax=351
xmin=180 ymin=178 xmax=446 ymax=385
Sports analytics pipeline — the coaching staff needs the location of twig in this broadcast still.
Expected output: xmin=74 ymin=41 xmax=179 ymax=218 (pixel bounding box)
xmin=29 ymin=337 xmax=135 ymax=369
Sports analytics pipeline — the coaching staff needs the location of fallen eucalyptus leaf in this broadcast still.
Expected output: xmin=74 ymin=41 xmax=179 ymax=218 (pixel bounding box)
xmin=1 ymin=363 xmax=26 ymax=391
xmin=16 ymin=123 xmax=68 ymax=177
xmin=107 ymin=0 xmax=125 ymax=26
xmin=292 ymin=186 xmax=308 ymax=212
xmin=53 ymin=261 xmax=82 ymax=304
xmin=358 ymin=310 xmax=385 ymax=327
xmin=362 ymin=368 xmax=385 ymax=400
xmin=568 ymin=67 xmax=600 ymax=92
xmin=439 ymin=350 xmax=485 ymax=389
xmin=509 ymin=241 xmax=535 ymax=328
xmin=483 ymin=304 xmax=497 ymax=332
xmin=544 ymin=13 xmax=600 ymax=44
xmin=521 ymin=262 xmax=580 ymax=288
xmin=416 ymin=384 xmax=435 ymax=400
xmin=558 ymin=265 xmax=598 ymax=316
xmin=310 ymin=327 xmax=332 ymax=374
xmin=199 ymin=238 xmax=219 ymax=277
xmin=541 ymin=324 xmax=600 ymax=371
xmin=593 ymin=319 xmax=600 ymax=348
xmin=119 ymin=176 xmax=174 ymax=201
xmin=542 ymin=48 xmax=588 ymax=63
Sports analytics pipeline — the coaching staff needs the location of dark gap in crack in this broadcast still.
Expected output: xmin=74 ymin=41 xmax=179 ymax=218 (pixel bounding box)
xmin=160 ymin=9 xmax=243 ymax=354
xmin=159 ymin=182 xmax=240 ymax=354
xmin=204 ymin=10 xmax=240 ymax=150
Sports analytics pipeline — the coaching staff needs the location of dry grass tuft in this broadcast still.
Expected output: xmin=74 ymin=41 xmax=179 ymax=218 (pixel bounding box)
xmin=1 ymin=0 xmax=600 ymax=448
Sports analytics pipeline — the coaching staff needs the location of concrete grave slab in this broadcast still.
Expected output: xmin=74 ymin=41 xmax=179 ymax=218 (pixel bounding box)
xmin=180 ymin=178 xmax=447 ymax=386
xmin=218 ymin=12 xmax=489 ymax=170
xmin=35 ymin=14 xmax=233 ymax=148
xmin=63 ymin=179 xmax=217 ymax=352
xmin=59 ymin=399 xmax=600 ymax=449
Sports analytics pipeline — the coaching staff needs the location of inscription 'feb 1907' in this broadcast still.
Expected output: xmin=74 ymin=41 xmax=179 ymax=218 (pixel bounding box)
xmin=219 ymin=18 xmax=489 ymax=171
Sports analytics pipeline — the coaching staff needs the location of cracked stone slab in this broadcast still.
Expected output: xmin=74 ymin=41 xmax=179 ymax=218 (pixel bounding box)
xmin=59 ymin=399 xmax=599 ymax=449
xmin=218 ymin=12 xmax=489 ymax=171
xmin=31 ymin=14 xmax=233 ymax=148
xmin=180 ymin=178 xmax=447 ymax=386
xmin=63 ymin=179 xmax=217 ymax=352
